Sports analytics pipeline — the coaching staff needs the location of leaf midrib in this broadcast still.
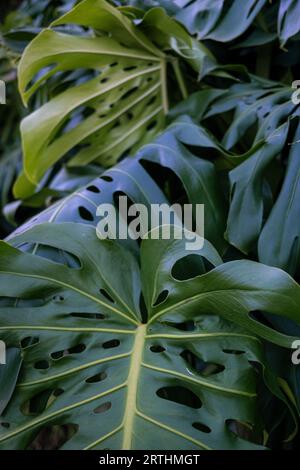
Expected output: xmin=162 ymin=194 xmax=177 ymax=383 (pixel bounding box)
xmin=121 ymin=323 xmax=146 ymax=449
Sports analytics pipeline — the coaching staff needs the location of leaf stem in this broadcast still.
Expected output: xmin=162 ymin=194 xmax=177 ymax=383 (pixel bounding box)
xmin=160 ymin=59 xmax=169 ymax=114
xmin=172 ymin=59 xmax=188 ymax=100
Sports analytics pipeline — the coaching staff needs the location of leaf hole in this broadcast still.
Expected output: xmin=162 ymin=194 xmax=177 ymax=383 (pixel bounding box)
xmin=78 ymin=206 xmax=94 ymax=222
xmin=99 ymin=288 xmax=115 ymax=303
xmin=147 ymin=96 xmax=157 ymax=106
xmin=162 ymin=321 xmax=195 ymax=331
xmin=152 ymin=290 xmax=169 ymax=307
xmin=100 ymin=175 xmax=113 ymax=182
xmin=121 ymin=87 xmax=138 ymax=101
xmin=181 ymin=350 xmax=225 ymax=377
xmin=156 ymin=386 xmax=202 ymax=409
xmin=172 ymin=255 xmax=208 ymax=281
xmin=123 ymin=66 xmax=137 ymax=71
xmin=146 ymin=120 xmax=157 ymax=131
xmin=112 ymin=120 xmax=121 ymax=129
xmin=51 ymin=343 xmax=86 ymax=360
xmin=71 ymin=312 xmax=106 ymax=320
xmin=223 ymin=349 xmax=245 ymax=355
xmin=102 ymin=339 xmax=120 ymax=349
xmin=150 ymin=345 xmax=166 ymax=353
xmin=225 ymin=419 xmax=262 ymax=445
xmin=192 ymin=422 xmax=211 ymax=434
xmin=28 ymin=423 xmax=78 ymax=450
xmin=69 ymin=343 xmax=86 ymax=354
xmin=94 ymin=402 xmax=111 ymax=414
xmin=139 ymin=293 xmax=148 ymax=324
xmin=20 ymin=337 xmax=39 ymax=349
xmin=21 ymin=388 xmax=64 ymax=416
xmin=86 ymin=185 xmax=101 ymax=194
xmin=1 ymin=422 xmax=10 ymax=428
xmin=86 ymin=371 xmax=107 ymax=383
xmin=34 ymin=360 xmax=50 ymax=370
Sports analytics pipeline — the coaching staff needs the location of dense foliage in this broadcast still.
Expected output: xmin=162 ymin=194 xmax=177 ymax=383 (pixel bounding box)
xmin=0 ymin=0 xmax=299 ymax=450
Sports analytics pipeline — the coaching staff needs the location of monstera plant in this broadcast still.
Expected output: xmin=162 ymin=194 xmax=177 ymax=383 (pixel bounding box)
xmin=0 ymin=0 xmax=300 ymax=453
xmin=1 ymin=118 xmax=300 ymax=450
xmin=15 ymin=0 xmax=222 ymax=200
xmin=0 ymin=220 xmax=299 ymax=450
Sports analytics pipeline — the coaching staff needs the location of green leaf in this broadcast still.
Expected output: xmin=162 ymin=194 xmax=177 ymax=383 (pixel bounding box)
xmin=12 ymin=117 xmax=227 ymax=254
xmin=0 ymin=348 xmax=22 ymax=415
xmin=225 ymin=121 xmax=289 ymax=254
xmin=278 ymin=0 xmax=300 ymax=47
xmin=17 ymin=0 xmax=214 ymax=197
xmin=0 ymin=222 xmax=299 ymax=449
xmin=258 ymin=121 xmax=300 ymax=275
xmin=123 ymin=0 xmax=300 ymax=48
xmin=171 ymin=82 xmax=300 ymax=269
xmin=197 ymin=0 xmax=267 ymax=42
xmin=18 ymin=26 xmax=165 ymax=178
xmin=121 ymin=0 xmax=268 ymax=42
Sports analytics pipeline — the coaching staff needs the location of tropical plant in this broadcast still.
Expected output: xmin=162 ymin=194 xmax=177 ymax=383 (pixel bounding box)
xmin=170 ymin=79 xmax=300 ymax=276
xmin=0 ymin=220 xmax=299 ymax=450
xmin=0 ymin=117 xmax=299 ymax=449
xmin=15 ymin=0 xmax=233 ymax=199
xmin=0 ymin=0 xmax=300 ymax=452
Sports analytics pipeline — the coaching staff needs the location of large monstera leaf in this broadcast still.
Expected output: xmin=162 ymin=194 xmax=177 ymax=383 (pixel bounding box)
xmin=11 ymin=116 xmax=227 ymax=254
xmin=16 ymin=0 xmax=216 ymax=199
xmin=0 ymin=222 xmax=300 ymax=450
